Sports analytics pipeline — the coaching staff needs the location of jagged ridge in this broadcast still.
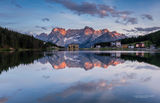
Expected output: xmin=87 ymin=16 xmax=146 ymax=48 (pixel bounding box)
xmin=36 ymin=26 xmax=126 ymax=47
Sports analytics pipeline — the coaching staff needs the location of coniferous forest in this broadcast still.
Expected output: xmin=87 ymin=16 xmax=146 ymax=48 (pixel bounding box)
xmin=121 ymin=30 xmax=160 ymax=46
xmin=0 ymin=27 xmax=57 ymax=49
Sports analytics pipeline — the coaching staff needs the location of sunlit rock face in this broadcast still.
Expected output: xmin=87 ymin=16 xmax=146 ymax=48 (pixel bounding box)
xmin=52 ymin=28 xmax=66 ymax=36
xmin=36 ymin=26 xmax=126 ymax=47
xmin=94 ymin=30 xmax=102 ymax=35
xmin=47 ymin=28 xmax=66 ymax=46
xmin=53 ymin=62 xmax=67 ymax=69
xmin=102 ymin=29 xmax=109 ymax=34
xmin=83 ymin=26 xmax=94 ymax=35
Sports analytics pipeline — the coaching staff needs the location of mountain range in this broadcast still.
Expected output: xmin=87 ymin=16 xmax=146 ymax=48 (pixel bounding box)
xmin=36 ymin=26 xmax=126 ymax=48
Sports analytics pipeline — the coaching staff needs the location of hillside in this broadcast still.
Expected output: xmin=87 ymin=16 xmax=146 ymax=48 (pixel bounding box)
xmin=95 ymin=30 xmax=160 ymax=47
xmin=121 ymin=30 xmax=160 ymax=47
xmin=0 ymin=27 xmax=60 ymax=50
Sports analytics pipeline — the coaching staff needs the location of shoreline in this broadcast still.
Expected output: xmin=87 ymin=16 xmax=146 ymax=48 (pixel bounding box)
xmin=0 ymin=47 xmax=159 ymax=52
xmin=79 ymin=48 xmax=160 ymax=52
xmin=0 ymin=48 xmax=61 ymax=52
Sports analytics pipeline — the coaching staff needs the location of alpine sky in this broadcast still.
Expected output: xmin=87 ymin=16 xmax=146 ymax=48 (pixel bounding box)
xmin=0 ymin=0 xmax=160 ymax=36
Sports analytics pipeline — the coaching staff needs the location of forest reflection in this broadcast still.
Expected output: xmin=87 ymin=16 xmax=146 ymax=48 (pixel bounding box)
xmin=0 ymin=51 xmax=160 ymax=74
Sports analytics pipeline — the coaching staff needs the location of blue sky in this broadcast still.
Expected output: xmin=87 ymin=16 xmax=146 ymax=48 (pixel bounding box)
xmin=0 ymin=0 xmax=160 ymax=35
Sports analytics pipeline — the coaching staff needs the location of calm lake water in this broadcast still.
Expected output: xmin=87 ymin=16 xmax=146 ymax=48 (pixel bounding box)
xmin=0 ymin=51 xmax=160 ymax=103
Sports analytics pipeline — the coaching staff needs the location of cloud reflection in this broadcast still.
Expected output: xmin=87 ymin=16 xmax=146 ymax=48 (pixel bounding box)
xmin=38 ymin=79 xmax=127 ymax=103
xmin=0 ymin=97 xmax=8 ymax=103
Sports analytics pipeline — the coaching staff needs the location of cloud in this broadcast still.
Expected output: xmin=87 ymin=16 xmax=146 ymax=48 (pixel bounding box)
xmin=116 ymin=17 xmax=137 ymax=25
xmin=141 ymin=14 xmax=153 ymax=21
xmin=123 ymin=29 xmax=137 ymax=33
xmin=46 ymin=0 xmax=137 ymax=25
xmin=35 ymin=26 xmax=47 ymax=30
xmin=0 ymin=13 xmax=6 ymax=17
xmin=134 ymin=94 xmax=154 ymax=99
xmin=0 ymin=13 xmax=11 ymax=18
xmin=0 ymin=21 xmax=17 ymax=25
xmin=23 ymin=31 xmax=35 ymax=36
xmin=42 ymin=75 xmax=50 ymax=79
xmin=47 ymin=0 xmax=99 ymax=16
xmin=38 ymin=79 xmax=127 ymax=102
xmin=141 ymin=76 xmax=152 ymax=82
xmin=124 ymin=27 xmax=160 ymax=33
xmin=11 ymin=0 xmax=22 ymax=8
xmin=42 ymin=18 xmax=50 ymax=22
xmin=135 ymin=27 xmax=160 ymax=32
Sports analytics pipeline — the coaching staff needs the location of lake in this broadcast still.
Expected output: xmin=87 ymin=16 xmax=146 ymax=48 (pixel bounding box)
xmin=0 ymin=51 xmax=160 ymax=103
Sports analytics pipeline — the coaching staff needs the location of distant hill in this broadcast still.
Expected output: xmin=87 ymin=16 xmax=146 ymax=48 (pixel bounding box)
xmin=121 ymin=30 xmax=160 ymax=47
xmin=95 ymin=30 xmax=160 ymax=47
xmin=0 ymin=27 xmax=60 ymax=50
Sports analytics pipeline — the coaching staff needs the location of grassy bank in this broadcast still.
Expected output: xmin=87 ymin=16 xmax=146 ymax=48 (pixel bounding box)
xmin=0 ymin=47 xmax=64 ymax=52
xmin=79 ymin=47 xmax=160 ymax=51
xmin=1 ymin=47 xmax=159 ymax=52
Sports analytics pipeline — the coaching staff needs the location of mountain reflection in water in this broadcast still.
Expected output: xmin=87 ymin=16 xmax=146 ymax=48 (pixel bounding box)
xmin=0 ymin=51 xmax=160 ymax=73
xmin=0 ymin=51 xmax=160 ymax=103
xmin=38 ymin=51 xmax=160 ymax=70
xmin=39 ymin=52 xmax=124 ymax=70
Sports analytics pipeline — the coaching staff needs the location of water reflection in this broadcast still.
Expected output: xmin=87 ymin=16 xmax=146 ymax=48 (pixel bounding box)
xmin=40 ymin=52 xmax=124 ymax=70
xmin=0 ymin=51 xmax=44 ymax=74
xmin=38 ymin=79 xmax=158 ymax=103
xmin=0 ymin=51 xmax=160 ymax=103
xmin=0 ymin=51 xmax=160 ymax=72
xmin=38 ymin=51 xmax=160 ymax=70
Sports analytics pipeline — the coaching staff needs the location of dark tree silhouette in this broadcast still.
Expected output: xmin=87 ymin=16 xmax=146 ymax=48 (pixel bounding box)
xmin=0 ymin=27 xmax=61 ymax=49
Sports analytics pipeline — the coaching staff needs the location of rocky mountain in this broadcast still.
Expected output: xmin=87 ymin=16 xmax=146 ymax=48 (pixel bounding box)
xmin=36 ymin=33 xmax=48 ymax=41
xmin=36 ymin=26 xmax=126 ymax=47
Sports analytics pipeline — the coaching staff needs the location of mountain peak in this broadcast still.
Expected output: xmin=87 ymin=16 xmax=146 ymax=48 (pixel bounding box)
xmin=36 ymin=33 xmax=48 ymax=41
xmin=93 ymin=29 xmax=109 ymax=35
xmin=52 ymin=28 xmax=66 ymax=36
xmin=39 ymin=33 xmax=48 ymax=36
xmin=84 ymin=26 xmax=93 ymax=29
xmin=102 ymin=29 xmax=109 ymax=33
xmin=94 ymin=30 xmax=102 ymax=35
xmin=84 ymin=26 xmax=94 ymax=35
xmin=112 ymin=31 xmax=121 ymax=36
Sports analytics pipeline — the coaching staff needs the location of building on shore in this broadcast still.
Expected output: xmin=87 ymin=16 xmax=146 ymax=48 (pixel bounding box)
xmin=150 ymin=45 xmax=156 ymax=49
xmin=67 ymin=44 xmax=79 ymax=51
xmin=111 ymin=41 xmax=121 ymax=47
xmin=111 ymin=53 xmax=121 ymax=57
xmin=122 ymin=44 xmax=128 ymax=48
xmin=95 ymin=45 xmax=101 ymax=48
xmin=128 ymin=45 xmax=134 ymax=49
xmin=136 ymin=52 xmax=145 ymax=57
xmin=135 ymin=43 xmax=145 ymax=48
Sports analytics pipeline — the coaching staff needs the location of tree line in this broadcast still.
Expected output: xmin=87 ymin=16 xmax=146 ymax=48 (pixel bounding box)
xmin=0 ymin=27 xmax=61 ymax=49
xmin=121 ymin=30 xmax=160 ymax=47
